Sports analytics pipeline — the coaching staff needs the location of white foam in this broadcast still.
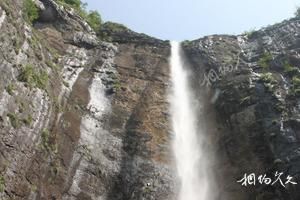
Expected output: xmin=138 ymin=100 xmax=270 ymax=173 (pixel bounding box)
xmin=170 ymin=41 xmax=213 ymax=200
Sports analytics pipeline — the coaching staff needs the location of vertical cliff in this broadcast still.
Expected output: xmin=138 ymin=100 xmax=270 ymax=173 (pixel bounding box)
xmin=183 ymin=18 xmax=300 ymax=200
xmin=0 ymin=0 xmax=175 ymax=199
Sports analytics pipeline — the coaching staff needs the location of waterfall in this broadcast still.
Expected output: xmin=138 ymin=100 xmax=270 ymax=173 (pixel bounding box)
xmin=169 ymin=41 xmax=211 ymax=200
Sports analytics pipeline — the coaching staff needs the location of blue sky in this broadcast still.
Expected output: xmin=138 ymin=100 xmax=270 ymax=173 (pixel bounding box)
xmin=83 ymin=0 xmax=299 ymax=41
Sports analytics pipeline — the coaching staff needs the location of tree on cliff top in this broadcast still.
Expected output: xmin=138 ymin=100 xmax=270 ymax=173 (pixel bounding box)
xmin=57 ymin=0 xmax=102 ymax=32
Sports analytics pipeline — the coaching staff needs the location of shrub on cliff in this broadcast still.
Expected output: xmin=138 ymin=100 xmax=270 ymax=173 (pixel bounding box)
xmin=86 ymin=11 xmax=102 ymax=32
xmin=57 ymin=0 xmax=102 ymax=32
xmin=63 ymin=0 xmax=82 ymax=9
xmin=18 ymin=64 xmax=48 ymax=89
xmin=24 ymin=0 xmax=39 ymax=24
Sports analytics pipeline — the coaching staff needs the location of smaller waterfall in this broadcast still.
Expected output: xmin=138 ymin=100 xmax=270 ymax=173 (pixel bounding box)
xmin=169 ymin=41 xmax=211 ymax=200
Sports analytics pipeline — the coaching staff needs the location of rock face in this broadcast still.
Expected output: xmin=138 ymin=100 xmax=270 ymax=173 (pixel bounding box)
xmin=182 ymin=18 xmax=300 ymax=200
xmin=0 ymin=0 xmax=300 ymax=200
xmin=0 ymin=0 xmax=174 ymax=199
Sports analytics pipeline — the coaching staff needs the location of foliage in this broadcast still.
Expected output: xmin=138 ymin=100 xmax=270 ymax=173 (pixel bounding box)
xmin=102 ymin=22 xmax=128 ymax=32
xmin=86 ymin=11 xmax=102 ymax=31
xmin=291 ymin=76 xmax=300 ymax=96
xmin=292 ymin=76 xmax=300 ymax=86
xmin=113 ymin=81 xmax=121 ymax=91
xmin=182 ymin=40 xmax=192 ymax=46
xmin=260 ymin=72 xmax=277 ymax=84
xmin=40 ymin=129 xmax=57 ymax=153
xmin=41 ymin=129 xmax=50 ymax=151
xmin=18 ymin=64 xmax=48 ymax=89
xmin=0 ymin=175 xmax=4 ymax=192
xmin=24 ymin=0 xmax=39 ymax=24
xmin=283 ymin=61 xmax=299 ymax=75
xmin=62 ymin=0 xmax=82 ymax=9
xmin=292 ymin=76 xmax=300 ymax=89
xmin=63 ymin=81 xmax=70 ymax=88
xmin=5 ymin=84 xmax=15 ymax=95
xmin=7 ymin=113 xmax=19 ymax=128
xmin=22 ymin=115 xmax=33 ymax=126
xmin=57 ymin=0 xmax=102 ymax=32
xmin=258 ymin=52 xmax=273 ymax=70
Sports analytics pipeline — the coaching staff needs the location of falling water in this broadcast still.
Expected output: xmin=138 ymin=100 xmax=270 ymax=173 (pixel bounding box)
xmin=169 ymin=41 xmax=210 ymax=200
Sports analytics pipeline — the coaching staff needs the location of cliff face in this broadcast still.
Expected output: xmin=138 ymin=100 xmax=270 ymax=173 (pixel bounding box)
xmin=0 ymin=0 xmax=300 ymax=200
xmin=0 ymin=1 xmax=174 ymax=199
xmin=183 ymin=19 xmax=300 ymax=200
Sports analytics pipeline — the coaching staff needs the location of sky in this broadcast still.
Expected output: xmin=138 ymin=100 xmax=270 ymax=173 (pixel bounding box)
xmin=83 ymin=0 xmax=300 ymax=41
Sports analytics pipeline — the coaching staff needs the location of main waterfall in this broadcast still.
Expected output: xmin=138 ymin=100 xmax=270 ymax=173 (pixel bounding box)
xmin=169 ymin=41 xmax=211 ymax=200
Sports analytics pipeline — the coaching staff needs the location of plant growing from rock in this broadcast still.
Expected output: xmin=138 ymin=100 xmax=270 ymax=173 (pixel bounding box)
xmin=18 ymin=64 xmax=48 ymax=90
xmin=7 ymin=113 xmax=19 ymax=128
xmin=86 ymin=11 xmax=102 ymax=31
xmin=283 ymin=61 xmax=299 ymax=76
xmin=260 ymin=72 xmax=278 ymax=92
xmin=258 ymin=52 xmax=273 ymax=70
xmin=56 ymin=0 xmax=102 ymax=33
xmin=291 ymin=76 xmax=300 ymax=96
xmin=5 ymin=84 xmax=15 ymax=96
xmin=22 ymin=114 xmax=33 ymax=126
xmin=0 ymin=175 xmax=4 ymax=192
xmin=24 ymin=0 xmax=39 ymax=24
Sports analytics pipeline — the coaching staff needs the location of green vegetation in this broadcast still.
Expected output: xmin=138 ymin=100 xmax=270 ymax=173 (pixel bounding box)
xmin=7 ymin=107 xmax=32 ymax=127
xmin=7 ymin=113 xmax=19 ymax=128
xmin=182 ymin=40 xmax=192 ymax=46
xmin=108 ymin=73 xmax=121 ymax=91
xmin=260 ymin=72 xmax=277 ymax=84
xmin=63 ymin=80 xmax=70 ymax=88
xmin=18 ymin=64 xmax=48 ymax=89
xmin=13 ymin=38 xmax=22 ymax=55
xmin=86 ymin=11 xmax=102 ymax=31
xmin=30 ymin=185 xmax=37 ymax=192
xmin=24 ymin=0 xmax=39 ymax=24
xmin=283 ymin=61 xmax=299 ymax=75
xmin=291 ymin=76 xmax=300 ymax=96
xmin=258 ymin=52 xmax=273 ymax=70
xmin=260 ymin=72 xmax=277 ymax=92
xmin=0 ymin=175 xmax=4 ymax=192
xmin=99 ymin=22 xmax=128 ymax=41
xmin=102 ymin=22 xmax=128 ymax=32
xmin=56 ymin=0 xmax=102 ymax=32
xmin=40 ymin=129 xmax=57 ymax=153
xmin=19 ymin=102 xmax=26 ymax=113
xmin=22 ymin=115 xmax=33 ymax=126
xmin=113 ymin=82 xmax=121 ymax=91
xmin=61 ymin=0 xmax=82 ymax=8
xmin=41 ymin=129 xmax=51 ymax=151
xmin=5 ymin=84 xmax=15 ymax=96
xmin=46 ymin=60 xmax=58 ymax=70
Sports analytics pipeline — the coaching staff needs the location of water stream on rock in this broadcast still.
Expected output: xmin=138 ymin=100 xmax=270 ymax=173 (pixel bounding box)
xmin=170 ymin=41 xmax=210 ymax=200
